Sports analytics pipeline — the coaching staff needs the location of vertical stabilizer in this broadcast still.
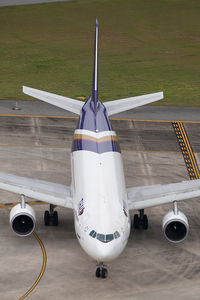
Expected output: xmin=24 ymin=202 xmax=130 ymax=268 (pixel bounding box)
xmin=92 ymin=18 xmax=99 ymax=114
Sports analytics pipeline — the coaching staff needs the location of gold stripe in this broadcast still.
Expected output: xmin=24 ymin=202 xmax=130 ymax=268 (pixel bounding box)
xmin=19 ymin=232 xmax=47 ymax=300
xmin=73 ymin=134 xmax=118 ymax=143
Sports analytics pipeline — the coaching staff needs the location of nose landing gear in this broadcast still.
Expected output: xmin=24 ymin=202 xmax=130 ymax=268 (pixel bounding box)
xmin=96 ymin=262 xmax=107 ymax=278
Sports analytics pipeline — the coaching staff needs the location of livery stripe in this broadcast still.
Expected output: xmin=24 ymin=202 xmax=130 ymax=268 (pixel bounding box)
xmin=72 ymin=132 xmax=121 ymax=154
xmin=73 ymin=134 xmax=118 ymax=143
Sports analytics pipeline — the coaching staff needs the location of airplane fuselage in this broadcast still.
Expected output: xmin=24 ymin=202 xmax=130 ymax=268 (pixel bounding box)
xmin=71 ymin=97 xmax=131 ymax=262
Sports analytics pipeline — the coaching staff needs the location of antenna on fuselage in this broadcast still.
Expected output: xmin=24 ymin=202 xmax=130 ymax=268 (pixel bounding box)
xmin=92 ymin=18 xmax=99 ymax=114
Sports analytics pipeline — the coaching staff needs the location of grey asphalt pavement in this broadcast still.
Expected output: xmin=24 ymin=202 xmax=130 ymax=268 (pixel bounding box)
xmin=0 ymin=116 xmax=200 ymax=299
xmin=1 ymin=99 xmax=200 ymax=121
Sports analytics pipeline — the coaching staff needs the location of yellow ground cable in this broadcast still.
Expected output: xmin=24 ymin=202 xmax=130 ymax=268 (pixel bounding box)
xmin=178 ymin=122 xmax=200 ymax=179
xmin=19 ymin=232 xmax=47 ymax=300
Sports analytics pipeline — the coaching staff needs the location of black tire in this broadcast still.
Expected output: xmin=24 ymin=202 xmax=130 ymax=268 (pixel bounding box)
xmin=44 ymin=211 xmax=50 ymax=226
xmin=142 ymin=215 xmax=148 ymax=230
xmin=102 ymin=268 xmax=108 ymax=279
xmin=96 ymin=268 xmax=101 ymax=278
xmin=53 ymin=211 xmax=58 ymax=226
xmin=133 ymin=214 xmax=140 ymax=229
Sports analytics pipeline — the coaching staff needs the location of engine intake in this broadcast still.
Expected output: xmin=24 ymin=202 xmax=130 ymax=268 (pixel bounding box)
xmin=162 ymin=209 xmax=189 ymax=243
xmin=10 ymin=203 xmax=36 ymax=237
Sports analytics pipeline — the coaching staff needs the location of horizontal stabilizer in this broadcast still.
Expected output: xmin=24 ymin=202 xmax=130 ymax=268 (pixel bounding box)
xmin=104 ymin=92 xmax=164 ymax=116
xmin=23 ymin=86 xmax=84 ymax=115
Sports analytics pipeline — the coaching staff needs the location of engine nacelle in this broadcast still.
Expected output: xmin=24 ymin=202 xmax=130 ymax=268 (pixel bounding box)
xmin=162 ymin=210 xmax=189 ymax=243
xmin=10 ymin=203 xmax=36 ymax=237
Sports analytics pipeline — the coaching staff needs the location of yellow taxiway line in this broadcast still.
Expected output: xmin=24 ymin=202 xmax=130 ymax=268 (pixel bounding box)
xmin=1 ymin=113 xmax=200 ymax=124
xmin=19 ymin=232 xmax=47 ymax=300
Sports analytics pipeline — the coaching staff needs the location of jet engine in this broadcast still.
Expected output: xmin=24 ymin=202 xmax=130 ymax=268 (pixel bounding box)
xmin=10 ymin=202 xmax=36 ymax=237
xmin=162 ymin=208 xmax=189 ymax=243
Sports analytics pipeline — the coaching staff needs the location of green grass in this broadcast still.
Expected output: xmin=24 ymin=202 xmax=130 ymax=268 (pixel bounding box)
xmin=0 ymin=0 xmax=200 ymax=105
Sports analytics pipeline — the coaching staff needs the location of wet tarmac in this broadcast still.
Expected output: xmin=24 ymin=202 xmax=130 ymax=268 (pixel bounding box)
xmin=0 ymin=115 xmax=200 ymax=300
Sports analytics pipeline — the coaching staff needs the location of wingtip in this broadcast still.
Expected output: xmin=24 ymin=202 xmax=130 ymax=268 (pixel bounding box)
xmin=95 ymin=18 xmax=98 ymax=27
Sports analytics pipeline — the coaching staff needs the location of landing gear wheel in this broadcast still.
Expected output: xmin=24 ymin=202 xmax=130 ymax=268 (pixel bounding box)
xmin=142 ymin=214 xmax=148 ymax=230
xmin=133 ymin=214 xmax=140 ymax=229
xmin=96 ymin=263 xmax=108 ymax=279
xmin=96 ymin=267 xmax=101 ymax=278
xmin=102 ymin=268 xmax=107 ymax=278
xmin=133 ymin=210 xmax=148 ymax=230
xmin=53 ymin=211 xmax=58 ymax=226
xmin=44 ymin=210 xmax=50 ymax=226
xmin=44 ymin=205 xmax=59 ymax=226
xmin=96 ymin=267 xmax=108 ymax=278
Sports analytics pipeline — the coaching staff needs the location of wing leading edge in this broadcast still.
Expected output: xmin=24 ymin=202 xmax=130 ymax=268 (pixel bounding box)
xmin=0 ymin=172 xmax=73 ymax=209
xmin=127 ymin=179 xmax=200 ymax=211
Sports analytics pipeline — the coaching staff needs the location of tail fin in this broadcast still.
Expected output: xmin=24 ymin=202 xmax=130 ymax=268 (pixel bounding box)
xmin=92 ymin=18 xmax=99 ymax=114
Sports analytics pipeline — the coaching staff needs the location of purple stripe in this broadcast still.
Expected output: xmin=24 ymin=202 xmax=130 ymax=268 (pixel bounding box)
xmin=72 ymin=139 xmax=121 ymax=154
xmin=92 ymin=19 xmax=99 ymax=114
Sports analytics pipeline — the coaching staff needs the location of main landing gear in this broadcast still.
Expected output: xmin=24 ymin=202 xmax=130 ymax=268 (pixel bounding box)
xmin=44 ymin=204 xmax=58 ymax=226
xmin=96 ymin=263 xmax=108 ymax=279
xmin=133 ymin=209 xmax=148 ymax=230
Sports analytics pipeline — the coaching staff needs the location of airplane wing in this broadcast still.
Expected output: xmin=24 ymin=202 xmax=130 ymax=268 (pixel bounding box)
xmin=127 ymin=179 xmax=200 ymax=211
xmin=0 ymin=172 xmax=73 ymax=209
xmin=23 ymin=86 xmax=84 ymax=115
xmin=104 ymin=92 xmax=164 ymax=116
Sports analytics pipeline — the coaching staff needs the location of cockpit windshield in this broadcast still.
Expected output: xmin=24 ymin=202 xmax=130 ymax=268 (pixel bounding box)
xmin=89 ymin=230 xmax=120 ymax=243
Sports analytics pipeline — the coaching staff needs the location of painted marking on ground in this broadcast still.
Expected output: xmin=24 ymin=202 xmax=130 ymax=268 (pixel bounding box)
xmin=19 ymin=231 xmax=47 ymax=300
xmin=1 ymin=113 xmax=200 ymax=124
xmin=0 ymin=143 xmax=183 ymax=153
xmin=0 ymin=200 xmax=46 ymax=209
xmin=172 ymin=121 xmax=200 ymax=179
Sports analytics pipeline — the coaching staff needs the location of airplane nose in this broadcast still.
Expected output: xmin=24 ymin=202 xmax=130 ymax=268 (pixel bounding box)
xmin=95 ymin=246 xmax=115 ymax=262
xmin=93 ymin=241 xmax=123 ymax=262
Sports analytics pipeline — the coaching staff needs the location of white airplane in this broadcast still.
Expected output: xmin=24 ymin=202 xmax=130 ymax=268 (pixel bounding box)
xmin=1 ymin=19 xmax=200 ymax=279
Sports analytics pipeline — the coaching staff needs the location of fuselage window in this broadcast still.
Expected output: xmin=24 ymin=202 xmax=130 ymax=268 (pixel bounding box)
xmin=114 ymin=231 xmax=120 ymax=239
xmin=89 ymin=230 xmax=97 ymax=238
xmin=97 ymin=233 xmax=114 ymax=243
xmin=106 ymin=234 xmax=114 ymax=242
xmin=97 ymin=234 xmax=106 ymax=242
xmin=89 ymin=231 xmax=119 ymax=243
